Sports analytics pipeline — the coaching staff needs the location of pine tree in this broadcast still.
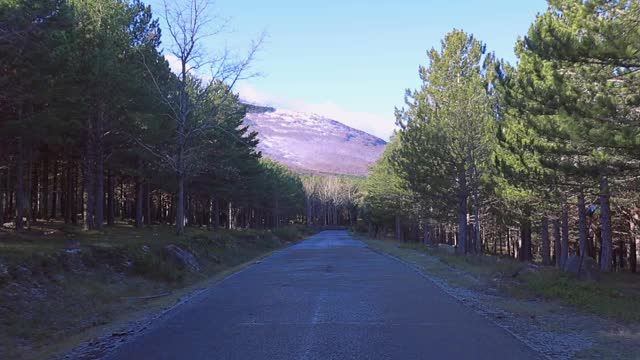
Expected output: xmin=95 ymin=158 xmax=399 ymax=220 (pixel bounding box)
xmin=394 ymin=30 xmax=497 ymax=253
xmin=509 ymin=0 xmax=640 ymax=271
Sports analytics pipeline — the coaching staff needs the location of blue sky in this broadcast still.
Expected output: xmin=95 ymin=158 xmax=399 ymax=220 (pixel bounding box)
xmin=152 ymin=0 xmax=548 ymax=140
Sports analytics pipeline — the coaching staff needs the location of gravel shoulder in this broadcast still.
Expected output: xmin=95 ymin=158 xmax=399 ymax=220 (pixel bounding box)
xmin=362 ymin=237 xmax=640 ymax=360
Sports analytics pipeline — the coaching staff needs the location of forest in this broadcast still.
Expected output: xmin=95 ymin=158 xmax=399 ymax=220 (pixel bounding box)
xmin=1 ymin=1 xmax=639 ymax=357
xmin=0 ymin=0 xmax=317 ymax=234
xmin=360 ymin=0 xmax=640 ymax=275
xmin=3 ymin=0 xmax=639 ymax=274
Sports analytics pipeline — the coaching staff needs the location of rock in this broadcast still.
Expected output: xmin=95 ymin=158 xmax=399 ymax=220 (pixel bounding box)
xmin=11 ymin=265 xmax=32 ymax=280
xmin=89 ymin=245 xmax=129 ymax=272
xmin=66 ymin=240 xmax=81 ymax=249
xmin=564 ymin=255 xmax=599 ymax=280
xmin=60 ymin=248 xmax=85 ymax=273
xmin=437 ymin=243 xmax=456 ymax=255
xmin=163 ymin=245 xmax=200 ymax=273
xmin=0 ymin=260 xmax=10 ymax=284
xmin=120 ymin=260 xmax=133 ymax=271
xmin=141 ymin=245 xmax=151 ymax=253
xmin=512 ymin=263 xmax=540 ymax=278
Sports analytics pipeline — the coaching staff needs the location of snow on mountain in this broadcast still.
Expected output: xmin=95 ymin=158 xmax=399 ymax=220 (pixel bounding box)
xmin=243 ymin=106 xmax=387 ymax=176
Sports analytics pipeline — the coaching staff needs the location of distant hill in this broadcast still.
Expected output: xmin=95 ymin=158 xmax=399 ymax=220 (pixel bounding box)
xmin=243 ymin=105 xmax=387 ymax=176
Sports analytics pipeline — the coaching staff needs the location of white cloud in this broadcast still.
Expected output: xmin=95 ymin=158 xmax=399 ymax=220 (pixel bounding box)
xmin=164 ymin=54 xmax=212 ymax=81
xmin=165 ymin=53 xmax=183 ymax=75
xmin=165 ymin=71 xmax=397 ymax=139
xmin=236 ymin=83 xmax=277 ymax=106
xmin=236 ymin=83 xmax=396 ymax=140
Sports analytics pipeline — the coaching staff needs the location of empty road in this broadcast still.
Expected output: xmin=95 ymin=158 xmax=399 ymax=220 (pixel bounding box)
xmin=105 ymin=230 xmax=538 ymax=360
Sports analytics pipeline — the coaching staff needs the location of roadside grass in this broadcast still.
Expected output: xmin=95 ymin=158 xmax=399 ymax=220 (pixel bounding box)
xmin=361 ymin=236 xmax=640 ymax=324
xmin=0 ymin=223 xmax=314 ymax=360
xmin=517 ymin=270 xmax=640 ymax=323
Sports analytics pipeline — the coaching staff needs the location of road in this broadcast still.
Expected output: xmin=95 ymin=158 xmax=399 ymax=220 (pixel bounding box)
xmin=105 ymin=230 xmax=539 ymax=360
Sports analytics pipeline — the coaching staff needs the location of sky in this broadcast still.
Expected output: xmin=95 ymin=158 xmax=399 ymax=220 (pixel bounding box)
xmin=152 ymin=0 xmax=548 ymax=140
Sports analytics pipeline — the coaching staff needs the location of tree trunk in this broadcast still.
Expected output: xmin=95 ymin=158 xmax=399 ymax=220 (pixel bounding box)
xmin=26 ymin=147 xmax=35 ymax=225
xmin=3 ymin=164 xmax=11 ymax=223
xmin=106 ymin=170 xmax=115 ymax=226
xmin=561 ymin=204 xmax=569 ymax=268
xmin=144 ymin=182 xmax=151 ymax=227
xmin=15 ymin=138 xmax=25 ymax=231
xmin=72 ymin=161 xmax=79 ymax=225
xmin=553 ymin=219 xmax=561 ymax=268
xmin=176 ymin=173 xmax=185 ymax=234
xmin=473 ymin=192 xmax=481 ymax=253
xmin=135 ymin=174 xmax=143 ymax=228
xmin=305 ymin=195 xmax=311 ymax=226
xmin=507 ymin=228 xmax=512 ymax=258
xmin=519 ymin=217 xmax=532 ymax=262
xmin=63 ymin=151 xmax=73 ymax=224
xmin=541 ymin=217 xmax=550 ymax=265
xmin=119 ymin=177 xmax=126 ymax=220
xmin=577 ymin=192 xmax=588 ymax=259
xmin=51 ymin=158 xmax=58 ymax=219
xmin=457 ymin=169 xmax=468 ymax=254
xmin=423 ymin=221 xmax=431 ymax=245
xmin=395 ymin=214 xmax=402 ymax=241
xmin=213 ymin=198 xmax=220 ymax=229
xmin=30 ymin=153 xmax=38 ymax=221
xmin=94 ymin=139 xmax=104 ymax=230
xmin=41 ymin=149 xmax=49 ymax=219
xmin=630 ymin=213 xmax=638 ymax=273
xmin=599 ymin=176 xmax=613 ymax=272
xmin=82 ymin=144 xmax=95 ymax=231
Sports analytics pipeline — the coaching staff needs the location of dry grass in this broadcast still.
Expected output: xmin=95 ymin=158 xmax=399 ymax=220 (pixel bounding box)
xmin=0 ymin=223 xmax=314 ymax=360
xmin=361 ymin=236 xmax=640 ymax=359
xmin=362 ymin=236 xmax=640 ymax=323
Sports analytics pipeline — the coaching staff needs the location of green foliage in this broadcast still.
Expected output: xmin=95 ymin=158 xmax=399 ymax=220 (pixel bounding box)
xmin=361 ymin=136 xmax=415 ymax=227
xmin=0 ymin=0 xmax=307 ymax=233
xmin=523 ymin=272 xmax=640 ymax=323
xmin=130 ymin=250 xmax=185 ymax=282
xmin=395 ymin=30 xmax=497 ymax=216
xmin=272 ymin=225 xmax=307 ymax=242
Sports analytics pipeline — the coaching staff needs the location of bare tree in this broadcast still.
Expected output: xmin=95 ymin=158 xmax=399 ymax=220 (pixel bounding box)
xmin=141 ymin=0 xmax=263 ymax=234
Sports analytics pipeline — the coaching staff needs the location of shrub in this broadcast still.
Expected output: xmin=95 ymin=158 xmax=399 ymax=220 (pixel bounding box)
xmin=352 ymin=221 xmax=369 ymax=234
xmin=272 ymin=226 xmax=303 ymax=242
xmin=130 ymin=251 xmax=184 ymax=282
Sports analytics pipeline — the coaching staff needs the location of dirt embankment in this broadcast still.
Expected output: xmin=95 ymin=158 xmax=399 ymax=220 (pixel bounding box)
xmin=0 ymin=224 xmax=313 ymax=360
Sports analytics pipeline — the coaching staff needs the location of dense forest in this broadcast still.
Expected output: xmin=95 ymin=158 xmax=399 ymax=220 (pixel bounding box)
xmin=3 ymin=0 xmax=640 ymax=277
xmin=361 ymin=0 xmax=640 ymax=274
xmin=0 ymin=0 xmax=314 ymax=233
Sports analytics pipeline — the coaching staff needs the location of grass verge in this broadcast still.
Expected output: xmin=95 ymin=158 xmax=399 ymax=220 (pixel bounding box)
xmin=0 ymin=223 xmax=315 ymax=360
xmin=360 ymin=235 xmax=640 ymax=359
xmin=360 ymin=236 xmax=640 ymax=323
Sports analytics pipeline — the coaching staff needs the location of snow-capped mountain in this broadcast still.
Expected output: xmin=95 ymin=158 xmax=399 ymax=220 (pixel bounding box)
xmin=243 ymin=105 xmax=387 ymax=176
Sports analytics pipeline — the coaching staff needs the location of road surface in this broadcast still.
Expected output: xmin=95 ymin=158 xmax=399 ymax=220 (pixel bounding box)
xmin=105 ymin=230 xmax=538 ymax=360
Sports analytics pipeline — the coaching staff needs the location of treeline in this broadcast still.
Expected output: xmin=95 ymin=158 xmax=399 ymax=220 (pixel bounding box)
xmin=361 ymin=0 xmax=640 ymax=274
xmin=302 ymin=175 xmax=360 ymax=226
xmin=0 ymin=0 xmax=306 ymax=233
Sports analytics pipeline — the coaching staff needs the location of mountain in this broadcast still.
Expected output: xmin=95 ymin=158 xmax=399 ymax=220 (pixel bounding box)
xmin=243 ymin=105 xmax=387 ymax=176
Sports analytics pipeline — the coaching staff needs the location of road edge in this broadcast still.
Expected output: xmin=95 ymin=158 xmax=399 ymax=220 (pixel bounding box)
xmin=59 ymin=236 xmax=313 ymax=360
xmin=364 ymin=244 xmax=550 ymax=360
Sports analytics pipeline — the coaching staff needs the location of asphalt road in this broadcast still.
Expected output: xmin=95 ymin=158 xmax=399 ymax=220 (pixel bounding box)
xmin=105 ymin=230 xmax=539 ymax=360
